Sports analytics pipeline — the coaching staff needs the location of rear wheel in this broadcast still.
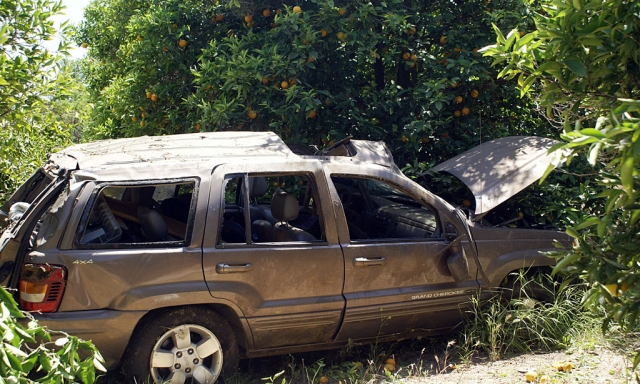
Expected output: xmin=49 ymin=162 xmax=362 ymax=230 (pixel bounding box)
xmin=124 ymin=307 xmax=239 ymax=383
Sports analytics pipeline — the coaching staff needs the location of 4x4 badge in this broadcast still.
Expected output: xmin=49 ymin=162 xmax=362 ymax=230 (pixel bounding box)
xmin=73 ymin=259 xmax=93 ymax=265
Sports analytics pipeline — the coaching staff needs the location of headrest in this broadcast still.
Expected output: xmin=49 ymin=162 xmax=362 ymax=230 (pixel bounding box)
xmin=137 ymin=206 xmax=167 ymax=241
xmin=271 ymin=189 xmax=299 ymax=222
xmin=249 ymin=177 xmax=268 ymax=198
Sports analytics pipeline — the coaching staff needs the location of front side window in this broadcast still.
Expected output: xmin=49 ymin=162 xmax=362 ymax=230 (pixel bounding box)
xmin=331 ymin=176 xmax=440 ymax=242
xmin=75 ymin=180 xmax=196 ymax=248
xmin=218 ymin=173 xmax=325 ymax=245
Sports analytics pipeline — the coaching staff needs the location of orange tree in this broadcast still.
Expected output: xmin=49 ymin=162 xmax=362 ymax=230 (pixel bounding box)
xmin=77 ymin=0 xmax=587 ymax=224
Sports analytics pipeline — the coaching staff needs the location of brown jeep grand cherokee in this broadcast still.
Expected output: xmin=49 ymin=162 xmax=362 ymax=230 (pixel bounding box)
xmin=0 ymin=132 xmax=568 ymax=383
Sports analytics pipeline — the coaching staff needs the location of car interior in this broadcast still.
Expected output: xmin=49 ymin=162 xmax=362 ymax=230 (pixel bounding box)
xmin=78 ymin=182 xmax=195 ymax=246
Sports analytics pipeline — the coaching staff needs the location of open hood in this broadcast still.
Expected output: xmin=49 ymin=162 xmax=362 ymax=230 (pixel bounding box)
xmin=432 ymin=136 xmax=560 ymax=215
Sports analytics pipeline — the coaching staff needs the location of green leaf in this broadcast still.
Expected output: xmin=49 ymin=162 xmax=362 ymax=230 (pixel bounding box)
xmin=620 ymin=156 xmax=635 ymax=197
xmin=0 ymin=289 xmax=24 ymax=319
xmin=563 ymin=58 xmax=587 ymax=77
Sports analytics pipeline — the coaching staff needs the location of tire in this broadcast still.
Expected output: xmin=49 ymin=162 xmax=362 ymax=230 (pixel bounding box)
xmin=500 ymin=271 xmax=556 ymax=305
xmin=124 ymin=307 xmax=239 ymax=384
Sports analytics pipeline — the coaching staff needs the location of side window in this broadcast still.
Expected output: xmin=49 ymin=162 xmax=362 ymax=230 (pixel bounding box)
xmin=218 ymin=173 xmax=325 ymax=245
xmin=331 ymin=176 xmax=440 ymax=241
xmin=75 ymin=180 xmax=196 ymax=248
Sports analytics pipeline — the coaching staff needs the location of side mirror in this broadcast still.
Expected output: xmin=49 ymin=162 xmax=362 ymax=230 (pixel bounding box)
xmin=447 ymin=239 xmax=469 ymax=283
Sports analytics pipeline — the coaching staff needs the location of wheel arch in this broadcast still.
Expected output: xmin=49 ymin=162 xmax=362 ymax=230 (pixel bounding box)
xmin=119 ymin=303 xmax=251 ymax=368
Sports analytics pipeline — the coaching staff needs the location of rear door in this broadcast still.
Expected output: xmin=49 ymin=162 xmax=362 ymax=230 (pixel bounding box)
xmin=202 ymin=161 xmax=345 ymax=350
xmin=324 ymin=164 xmax=479 ymax=341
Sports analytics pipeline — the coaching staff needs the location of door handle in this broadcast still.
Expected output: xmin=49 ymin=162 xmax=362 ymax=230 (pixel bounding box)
xmin=216 ymin=263 xmax=253 ymax=274
xmin=353 ymin=257 xmax=387 ymax=267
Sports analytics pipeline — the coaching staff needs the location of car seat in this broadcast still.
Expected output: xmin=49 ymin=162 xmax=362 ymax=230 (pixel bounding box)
xmin=271 ymin=189 xmax=315 ymax=242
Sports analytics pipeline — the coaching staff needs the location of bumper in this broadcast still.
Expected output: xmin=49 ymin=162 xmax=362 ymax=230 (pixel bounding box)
xmin=36 ymin=309 xmax=147 ymax=369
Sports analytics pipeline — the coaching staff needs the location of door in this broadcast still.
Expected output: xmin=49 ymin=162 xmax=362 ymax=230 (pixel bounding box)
xmin=202 ymin=161 xmax=345 ymax=350
xmin=325 ymin=166 xmax=479 ymax=341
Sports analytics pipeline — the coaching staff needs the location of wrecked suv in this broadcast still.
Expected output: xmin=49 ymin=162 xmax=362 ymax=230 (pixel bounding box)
xmin=0 ymin=132 xmax=567 ymax=383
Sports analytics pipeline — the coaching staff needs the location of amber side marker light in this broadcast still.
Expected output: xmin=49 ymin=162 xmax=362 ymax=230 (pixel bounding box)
xmin=19 ymin=264 xmax=66 ymax=312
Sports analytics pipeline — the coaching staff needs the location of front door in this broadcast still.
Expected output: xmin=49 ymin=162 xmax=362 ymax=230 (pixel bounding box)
xmin=202 ymin=161 xmax=345 ymax=350
xmin=325 ymin=167 xmax=479 ymax=341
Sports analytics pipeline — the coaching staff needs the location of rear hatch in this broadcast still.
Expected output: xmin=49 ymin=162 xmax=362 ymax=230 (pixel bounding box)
xmin=0 ymin=162 xmax=72 ymax=286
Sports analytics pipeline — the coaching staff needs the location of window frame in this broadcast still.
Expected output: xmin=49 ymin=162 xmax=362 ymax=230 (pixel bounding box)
xmin=216 ymin=171 xmax=329 ymax=248
xmin=330 ymin=174 xmax=442 ymax=244
xmin=72 ymin=178 xmax=199 ymax=250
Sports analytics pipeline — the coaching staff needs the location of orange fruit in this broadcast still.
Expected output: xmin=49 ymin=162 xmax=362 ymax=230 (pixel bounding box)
xmin=519 ymin=31 xmax=524 ymax=37
xmin=337 ymin=31 xmax=346 ymax=41
xmin=215 ymin=14 xmax=224 ymax=21
xmin=139 ymin=121 xmax=145 ymax=127
xmin=338 ymin=7 xmax=346 ymax=16
xmin=407 ymin=27 xmax=416 ymax=35
xmin=471 ymin=89 xmax=479 ymax=98
xmin=151 ymin=94 xmax=158 ymax=101
xmin=308 ymin=110 xmax=317 ymax=118
xmin=461 ymin=107 xmax=470 ymax=115
xmin=354 ymin=361 xmax=363 ymax=369
xmin=402 ymin=52 xmax=411 ymax=60
xmin=261 ymin=77 xmax=268 ymax=84
xmin=318 ymin=377 xmax=328 ymax=384
xmin=307 ymin=56 xmax=315 ymax=62
xmin=281 ymin=81 xmax=289 ymax=89
xmin=321 ymin=28 xmax=327 ymax=37
xmin=439 ymin=35 xmax=448 ymax=44
xmin=178 ymin=39 xmax=187 ymax=48
xmin=384 ymin=363 xmax=395 ymax=372
xmin=452 ymin=81 xmax=458 ymax=88
xmin=162 ymin=46 xmax=168 ymax=51
xmin=409 ymin=62 xmax=415 ymax=68
xmin=385 ymin=358 xmax=396 ymax=366
xmin=401 ymin=135 xmax=408 ymax=143
xmin=455 ymin=95 xmax=463 ymax=103
xmin=454 ymin=110 xmax=461 ymax=117
xmin=328 ymin=140 xmax=334 ymax=146
xmin=421 ymin=137 xmax=429 ymax=144
xmin=141 ymin=112 xmax=146 ymax=118
xmin=244 ymin=14 xmax=253 ymax=23
xmin=81 ymin=42 xmax=88 ymax=48
xmin=137 ymin=35 xmax=143 ymax=42
xmin=195 ymin=123 xmax=201 ymax=130
xmin=248 ymin=111 xmax=257 ymax=119
xmin=410 ymin=53 xmax=417 ymax=61
xmin=146 ymin=92 xmax=152 ymax=99
xmin=131 ymin=116 xmax=137 ymax=122
xmin=262 ymin=9 xmax=271 ymax=17
xmin=289 ymin=78 xmax=296 ymax=85
xmin=293 ymin=5 xmax=302 ymax=13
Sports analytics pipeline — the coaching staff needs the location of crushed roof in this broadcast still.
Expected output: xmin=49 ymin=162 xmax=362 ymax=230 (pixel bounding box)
xmin=50 ymin=131 xmax=294 ymax=171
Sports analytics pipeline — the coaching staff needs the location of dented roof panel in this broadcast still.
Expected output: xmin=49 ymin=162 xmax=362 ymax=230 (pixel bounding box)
xmin=50 ymin=131 xmax=294 ymax=172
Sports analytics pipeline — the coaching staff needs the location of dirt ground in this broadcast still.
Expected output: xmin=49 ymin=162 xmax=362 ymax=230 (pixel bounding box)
xmin=403 ymin=346 xmax=634 ymax=384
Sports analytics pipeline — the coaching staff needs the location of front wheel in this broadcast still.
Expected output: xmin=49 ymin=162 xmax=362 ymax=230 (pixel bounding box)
xmin=124 ymin=307 xmax=239 ymax=383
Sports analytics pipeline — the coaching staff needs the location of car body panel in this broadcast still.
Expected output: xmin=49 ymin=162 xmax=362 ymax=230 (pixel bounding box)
xmin=432 ymin=136 xmax=560 ymax=214
xmin=202 ymin=161 xmax=345 ymax=350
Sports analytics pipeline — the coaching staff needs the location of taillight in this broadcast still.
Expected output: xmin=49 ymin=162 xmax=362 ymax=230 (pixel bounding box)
xmin=19 ymin=264 xmax=66 ymax=312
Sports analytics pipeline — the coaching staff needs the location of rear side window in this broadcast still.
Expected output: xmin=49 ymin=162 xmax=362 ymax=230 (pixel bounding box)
xmin=74 ymin=180 xmax=197 ymax=248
